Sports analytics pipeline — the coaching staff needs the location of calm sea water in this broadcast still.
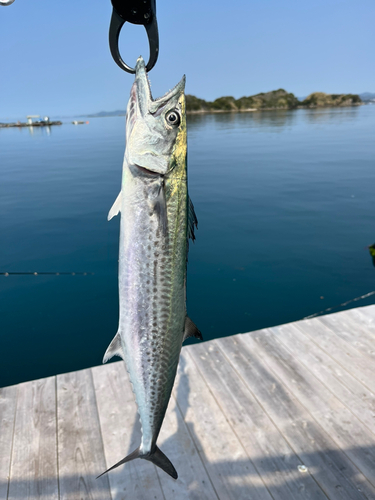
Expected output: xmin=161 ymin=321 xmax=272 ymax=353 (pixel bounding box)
xmin=1 ymin=105 xmax=374 ymax=387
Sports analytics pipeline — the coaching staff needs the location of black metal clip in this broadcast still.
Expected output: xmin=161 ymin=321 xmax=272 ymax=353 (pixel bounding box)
xmin=109 ymin=0 xmax=159 ymax=74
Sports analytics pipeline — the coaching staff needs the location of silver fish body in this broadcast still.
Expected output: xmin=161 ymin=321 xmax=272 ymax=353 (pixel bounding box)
xmin=100 ymin=57 xmax=200 ymax=480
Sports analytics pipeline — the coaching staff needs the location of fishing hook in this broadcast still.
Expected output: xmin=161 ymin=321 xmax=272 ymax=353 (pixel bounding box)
xmin=109 ymin=0 xmax=159 ymax=74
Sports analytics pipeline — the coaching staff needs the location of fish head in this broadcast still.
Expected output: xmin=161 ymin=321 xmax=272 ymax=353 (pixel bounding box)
xmin=126 ymin=56 xmax=186 ymax=176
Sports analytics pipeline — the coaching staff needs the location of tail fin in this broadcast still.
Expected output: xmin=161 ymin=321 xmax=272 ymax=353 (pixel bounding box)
xmin=145 ymin=446 xmax=178 ymax=479
xmin=97 ymin=446 xmax=178 ymax=480
xmin=97 ymin=447 xmax=141 ymax=478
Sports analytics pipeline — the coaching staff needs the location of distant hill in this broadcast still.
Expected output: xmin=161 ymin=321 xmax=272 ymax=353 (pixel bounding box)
xmin=300 ymin=92 xmax=362 ymax=108
xmin=87 ymin=110 xmax=126 ymax=117
xmin=359 ymin=92 xmax=375 ymax=102
xmin=186 ymin=89 xmax=300 ymax=113
xmin=186 ymin=90 xmax=362 ymax=113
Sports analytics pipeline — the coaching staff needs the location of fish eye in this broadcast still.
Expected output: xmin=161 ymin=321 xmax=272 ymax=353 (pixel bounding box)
xmin=165 ymin=110 xmax=181 ymax=127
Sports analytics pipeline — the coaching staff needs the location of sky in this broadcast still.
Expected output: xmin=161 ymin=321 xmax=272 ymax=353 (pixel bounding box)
xmin=0 ymin=0 xmax=374 ymax=118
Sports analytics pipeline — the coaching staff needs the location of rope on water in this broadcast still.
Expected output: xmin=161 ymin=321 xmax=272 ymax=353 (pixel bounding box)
xmin=1 ymin=272 xmax=94 ymax=276
xmin=303 ymin=290 xmax=375 ymax=319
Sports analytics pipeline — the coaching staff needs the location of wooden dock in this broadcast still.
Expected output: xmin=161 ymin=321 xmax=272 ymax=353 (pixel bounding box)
xmin=1 ymin=305 xmax=375 ymax=500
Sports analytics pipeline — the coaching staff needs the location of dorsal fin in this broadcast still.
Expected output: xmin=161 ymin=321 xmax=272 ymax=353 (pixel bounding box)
xmin=183 ymin=316 xmax=203 ymax=343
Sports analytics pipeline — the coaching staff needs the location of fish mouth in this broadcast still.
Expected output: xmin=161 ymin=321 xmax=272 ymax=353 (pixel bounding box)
xmin=132 ymin=56 xmax=186 ymax=116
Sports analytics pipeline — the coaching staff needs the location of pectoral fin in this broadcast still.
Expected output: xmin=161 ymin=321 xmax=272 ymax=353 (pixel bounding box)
xmin=103 ymin=332 xmax=124 ymax=363
xmin=108 ymin=192 xmax=122 ymax=221
xmin=183 ymin=316 xmax=203 ymax=342
xmin=188 ymin=197 xmax=198 ymax=242
xmin=153 ymin=180 xmax=167 ymax=235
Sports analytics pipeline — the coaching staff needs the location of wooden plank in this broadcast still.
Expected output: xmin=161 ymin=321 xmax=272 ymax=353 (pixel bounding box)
xmin=292 ymin=317 xmax=375 ymax=393
xmin=246 ymin=328 xmax=375 ymax=486
xmin=172 ymin=350 xmax=274 ymax=500
xmin=216 ymin=334 xmax=375 ymax=500
xmin=0 ymin=385 xmax=17 ymax=500
xmin=7 ymin=377 xmax=58 ymax=500
xmin=158 ymin=360 xmax=221 ymax=500
xmin=337 ymin=306 xmax=375 ymax=342
xmin=346 ymin=305 xmax=375 ymax=335
xmin=318 ymin=313 xmax=375 ymax=358
xmin=92 ymin=362 xmax=165 ymax=500
xmin=187 ymin=342 xmax=328 ymax=500
xmin=271 ymin=322 xmax=375 ymax=435
xmin=57 ymin=368 xmax=112 ymax=500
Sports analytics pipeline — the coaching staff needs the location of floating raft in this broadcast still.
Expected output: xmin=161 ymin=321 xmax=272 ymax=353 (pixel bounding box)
xmin=0 ymin=121 xmax=62 ymax=128
xmin=1 ymin=305 xmax=375 ymax=499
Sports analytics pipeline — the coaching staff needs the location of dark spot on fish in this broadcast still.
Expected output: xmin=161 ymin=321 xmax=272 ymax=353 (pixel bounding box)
xmin=154 ymin=252 xmax=159 ymax=258
xmin=154 ymin=241 xmax=159 ymax=246
xmin=146 ymin=280 xmax=150 ymax=285
xmin=148 ymin=245 xmax=151 ymax=251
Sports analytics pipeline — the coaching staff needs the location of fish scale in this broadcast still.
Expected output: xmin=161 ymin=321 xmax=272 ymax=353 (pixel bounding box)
xmin=98 ymin=56 xmax=201 ymax=480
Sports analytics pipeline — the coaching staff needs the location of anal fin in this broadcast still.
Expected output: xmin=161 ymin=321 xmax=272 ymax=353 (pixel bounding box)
xmin=183 ymin=316 xmax=203 ymax=342
xmin=108 ymin=192 xmax=122 ymax=221
xmin=103 ymin=332 xmax=124 ymax=363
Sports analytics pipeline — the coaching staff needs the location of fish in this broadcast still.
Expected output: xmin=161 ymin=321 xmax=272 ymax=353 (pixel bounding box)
xmin=98 ymin=56 xmax=202 ymax=480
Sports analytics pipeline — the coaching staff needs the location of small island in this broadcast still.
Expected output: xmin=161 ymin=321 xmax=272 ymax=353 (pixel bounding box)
xmin=85 ymin=90 xmax=368 ymax=118
xmin=186 ymin=90 xmax=363 ymax=114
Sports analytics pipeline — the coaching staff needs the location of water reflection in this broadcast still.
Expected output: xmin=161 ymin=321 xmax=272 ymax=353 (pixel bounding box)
xmin=27 ymin=125 xmax=52 ymax=136
xmin=187 ymin=109 xmax=296 ymax=131
xmin=187 ymin=106 xmax=363 ymax=133
xmin=303 ymin=106 xmax=361 ymax=124
xmin=0 ymin=124 xmax=53 ymax=137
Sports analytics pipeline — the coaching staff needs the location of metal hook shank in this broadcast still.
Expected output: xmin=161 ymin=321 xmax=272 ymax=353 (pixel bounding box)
xmin=109 ymin=7 xmax=159 ymax=74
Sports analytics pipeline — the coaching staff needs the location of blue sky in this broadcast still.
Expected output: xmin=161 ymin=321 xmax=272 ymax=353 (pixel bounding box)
xmin=0 ymin=0 xmax=374 ymax=118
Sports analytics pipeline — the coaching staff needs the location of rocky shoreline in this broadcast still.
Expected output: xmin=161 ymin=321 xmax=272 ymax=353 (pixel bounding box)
xmin=186 ymin=90 xmax=363 ymax=114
